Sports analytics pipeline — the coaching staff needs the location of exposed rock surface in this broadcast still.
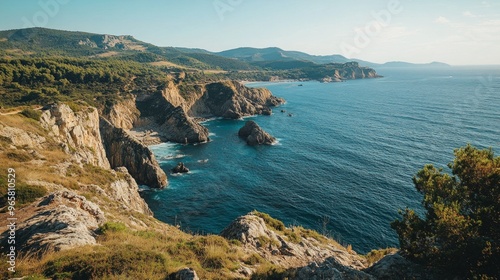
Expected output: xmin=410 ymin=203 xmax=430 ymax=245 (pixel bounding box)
xmin=172 ymin=267 xmax=200 ymax=280
xmin=132 ymin=80 xmax=283 ymax=144
xmin=221 ymin=213 xmax=367 ymax=270
xmin=291 ymin=257 xmax=374 ymax=280
xmin=4 ymin=190 xmax=106 ymax=254
xmin=364 ymin=252 xmax=437 ymax=280
xmin=135 ymin=91 xmax=209 ymax=144
xmin=0 ymin=123 xmax=46 ymax=149
xmin=40 ymin=103 xmax=110 ymax=168
xmin=172 ymin=162 xmax=189 ymax=173
xmin=103 ymin=96 xmax=140 ymax=130
xmin=238 ymin=120 xmax=276 ymax=145
xmin=100 ymin=117 xmax=167 ymax=188
xmin=109 ymin=167 xmax=153 ymax=215
xmin=189 ymin=81 xmax=285 ymax=119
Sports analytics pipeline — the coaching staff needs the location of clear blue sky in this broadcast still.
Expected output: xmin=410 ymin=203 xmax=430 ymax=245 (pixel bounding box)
xmin=1 ymin=0 xmax=499 ymax=65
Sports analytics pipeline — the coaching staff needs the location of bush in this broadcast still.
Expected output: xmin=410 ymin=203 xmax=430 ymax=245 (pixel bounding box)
xmin=252 ymin=211 xmax=285 ymax=231
xmin=21 ymin=108 xmax=42 ymax=120
xmin=0 ymin=182 xmax=47 ymax=208
xmin=391 ymin=145 xmax=500 ymax=278
xmin=98 ymin=222 xmax=127 ymax=234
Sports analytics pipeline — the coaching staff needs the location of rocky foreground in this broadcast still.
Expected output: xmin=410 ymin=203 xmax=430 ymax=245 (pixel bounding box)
xmin=0 ymin=80 xmax=430 ymax=279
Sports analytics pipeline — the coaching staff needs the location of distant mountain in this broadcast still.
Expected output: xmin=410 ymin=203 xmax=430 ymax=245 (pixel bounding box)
xmin=0 ymin=27 xmax=254 ymax=70
xmin=376 ymin=61 xmax=451 ymax=68
xmin=216 ymin=47 xmax=450 ymax=68
xmin=216 ymin=47 xmax=352 ymax=64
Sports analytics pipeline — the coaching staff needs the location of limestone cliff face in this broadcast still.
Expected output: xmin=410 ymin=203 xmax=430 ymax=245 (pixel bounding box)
xmin=340 ymin=62 xmax=379 ymax=80
xmin=130 ymin=80 xmax=284 ymax=144
xmin=40 ymin=103 xmax=110 ymax=169
xmin=189 ymin=81 xmax=285 ymax=119
xmin=100 ymin=117 xmax=167 ymax=188
xmin=103 ymin=96 xmax=140 ymax=130
xmin=135 ymin=91 xmax=209 ymax=144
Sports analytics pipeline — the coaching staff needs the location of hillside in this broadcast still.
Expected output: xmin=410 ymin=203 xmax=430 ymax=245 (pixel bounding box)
xmin=0 ymin=27 xmax=382 ymax=81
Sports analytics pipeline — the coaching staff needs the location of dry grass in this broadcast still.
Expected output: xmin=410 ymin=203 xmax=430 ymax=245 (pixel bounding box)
xmin=251 ymin=211 xmax=344 ymax=249
xmin=2 ymin=225 xmax=259 ymax=279
xmin=364 ymin=248 xmax=398 ymax=265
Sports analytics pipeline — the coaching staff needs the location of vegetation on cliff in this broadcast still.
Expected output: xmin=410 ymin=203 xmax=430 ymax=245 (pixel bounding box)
xmin=392 ymin=144 xmax=500 ymax=279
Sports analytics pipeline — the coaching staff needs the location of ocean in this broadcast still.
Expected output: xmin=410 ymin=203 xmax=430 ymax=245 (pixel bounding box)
xmin=142 ymin=66 xmax=500 ymax=254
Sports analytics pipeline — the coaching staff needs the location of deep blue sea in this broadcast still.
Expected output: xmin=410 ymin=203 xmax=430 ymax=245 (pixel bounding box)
xmin=142 ymin=67 xmax=500 ymax=254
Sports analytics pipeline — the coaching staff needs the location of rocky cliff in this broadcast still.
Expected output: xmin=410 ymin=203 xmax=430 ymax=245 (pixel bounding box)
xmin=189 ymin=81 xmax=284 ymax=119
xmin=132 ymin=80 xmax=284 ymax=144
xmin=99 ymin=117 xmax=167 ymax=188
xmin=40 ymin=103 xmax=110 ymax=168
xmin=135 ymin=90 xmax=209 ymax=144
xmin=103 ymin=95 xmax=141 ymax=130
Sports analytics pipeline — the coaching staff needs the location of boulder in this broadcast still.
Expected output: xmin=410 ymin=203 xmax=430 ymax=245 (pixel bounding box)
xmin=173 ymin=268 xmax=199 ymax=280
xmin=238 ymin=121 xmax=276 ymax=146
xmin=172 ymin=162 xmax=189 ymax=173
xmin=2 ymin=190 xmax=106 ymax=255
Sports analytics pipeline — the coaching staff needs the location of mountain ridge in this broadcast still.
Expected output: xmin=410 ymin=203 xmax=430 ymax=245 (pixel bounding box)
xmin=0 ymin=27 xmax=449 ymax=70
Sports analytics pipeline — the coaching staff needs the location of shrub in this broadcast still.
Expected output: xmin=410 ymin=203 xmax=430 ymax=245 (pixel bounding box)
xmin=392 ymin=145 xmax=500 ymax=278
xmin=7 ymin=151 xmax=32 ymax=162
xmin=21 ymin=108 xmax=42 ymax=121
xmin=16 ymin=183 xmax=47 ymax=206
xmin=0 ymin=182 xmax=47 ymax=208
xmin=98 ymin=222 xmax=127 ymax=234
xmin=252 ymin=211 xmax=285 ymax=231
xmin=364 ymin=248 xmax=398 ymax=265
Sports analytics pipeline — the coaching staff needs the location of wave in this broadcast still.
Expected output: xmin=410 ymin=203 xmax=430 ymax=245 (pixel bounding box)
xmin=271 ymin=138 xmax=283 ymax=146
xmin=199 ymin=117 xmax=224 ymax=124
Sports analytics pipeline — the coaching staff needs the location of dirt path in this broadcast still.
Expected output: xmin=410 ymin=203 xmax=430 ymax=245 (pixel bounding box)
xmin=0 ymin=106 xmax=43 ymax=116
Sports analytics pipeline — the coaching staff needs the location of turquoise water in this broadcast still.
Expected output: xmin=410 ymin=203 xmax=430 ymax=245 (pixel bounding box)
xmin=142 ymin=67 xmax=500 ymax=253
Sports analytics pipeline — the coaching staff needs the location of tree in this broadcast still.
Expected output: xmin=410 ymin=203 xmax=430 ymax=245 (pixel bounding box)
xmin=392 ymin=144 xmax=499 ymax=278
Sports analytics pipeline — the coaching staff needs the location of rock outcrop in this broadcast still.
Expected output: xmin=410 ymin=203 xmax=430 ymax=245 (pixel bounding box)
xmin=135 ymin=91 xmax=209 ymax=144
xmin=291 ymin=257 xmax=374 ymax=280
xmin=100 ymin=118 xmax=167 ymax=188
xmin=173 ymin=268 xmax=200 ymax=280
xmin=40 ymin=103 xmax=110 ymax=168
xmin=172 ymin=162 xmax=189 ymax=173
xmin=221 ymin=213 xmax=367 ymax=270
xmin=103 ymin=96 xmax=140 ymax=130
xmin=364 ymin=252 xmax=437 ymax=279
xmin=109 ymin=167 xmax=152 ymax=215
xmin=238 ymin=121 xmax=276 ymax=145
xmin=8 ymin=190 xmax=105 ymax=255
xmin=0 ymin=123 xmax=47 ymax=149
xmin=189 ymin=81 xmax=285 ymax=119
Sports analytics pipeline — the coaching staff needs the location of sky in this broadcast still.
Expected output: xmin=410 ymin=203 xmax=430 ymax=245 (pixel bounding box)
xmin=0 ymin=0 xmax=499 ymax=65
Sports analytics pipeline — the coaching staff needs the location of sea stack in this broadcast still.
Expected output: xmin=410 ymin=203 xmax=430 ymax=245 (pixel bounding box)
xmin=172 ymin=162 xmax=189 ymax=173
xmin=238 ymin=121 xmax=276 ymax=146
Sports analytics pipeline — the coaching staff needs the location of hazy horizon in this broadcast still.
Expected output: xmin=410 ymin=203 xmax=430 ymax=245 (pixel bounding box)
xmin=1 ymin=0 xmax=499 ymax=65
